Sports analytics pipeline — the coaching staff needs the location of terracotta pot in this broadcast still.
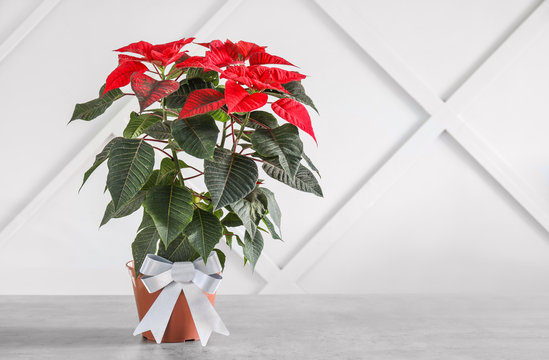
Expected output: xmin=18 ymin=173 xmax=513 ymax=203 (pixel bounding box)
xmin=126 ymin=260 xmax=216 ymax=343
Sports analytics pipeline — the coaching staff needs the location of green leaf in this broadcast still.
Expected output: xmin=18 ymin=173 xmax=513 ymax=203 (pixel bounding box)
xmin=244 ymin=111 xmax=278 ymax=129
xmin=243 ymin=230 xmax=264 ymax=269
xmin=221 ymin=212 xmax=243 ymax=227
xmin=282 ymin=81 xmax=318 ymax=113
xmin=123 ymin=112 xmax=162 ymax=139
xmin=213 ymin=249 xmax=226 ymax=271
xmin=158 ymin=234 xmax=199 ymax=263
xmin=258 ymin=187 xmax=281 ymax=229
xmin=262 ymin=216 xmax=281 ymax=240
xmin=210 ymin=108 xmax=230 ymax=122
xmin=107 ymin=138 xmax=155 ymax=210
xmin=251 ymin=123 xmax=303 ymax=179
xmin=172 ymin=114 xmax=219 ymax=159
xmin=262 ymin=158 xmax=323 ymax=197
xmin=302 ymin=152 xmax=321 ymax=177
xmin=144 ymin=121 xmax=172 ymax=139
xmin=204 ymin=148 xmax=258 ymax=210
xmin=230 ymin=188 xmax=268 ymax=239
xmin=132 ymin=212 xmax=159 ymax=277
xmin=80 ymin=137 xmax=120 ymax=191
xmin=70 ymin=85 xmax=124 ymax=122
xmin=144 ymin=184 xmax=194 ymax=247
xmin=165 ymin=78 xmax=212 ymax=109
xmin=185 ymin=208 xmax=223 ymax=261
xmin=100 ymin=190 xmax=146 ymax=227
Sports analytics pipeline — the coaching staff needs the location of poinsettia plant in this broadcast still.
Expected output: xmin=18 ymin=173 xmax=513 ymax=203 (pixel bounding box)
xmin=70 ymin=37 xmax=322 ymax=273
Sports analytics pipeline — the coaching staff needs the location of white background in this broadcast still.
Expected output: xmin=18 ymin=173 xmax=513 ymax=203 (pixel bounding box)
xmin=1 ymin=0 xmax=549 ymax=295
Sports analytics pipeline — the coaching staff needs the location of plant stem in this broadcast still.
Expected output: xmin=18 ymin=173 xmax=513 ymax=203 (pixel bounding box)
xmin=171 ymin=148 xmax=185 ymax=186
xmin=152 ymin=146 xmax=173 ymax=159
xmin=220 ymin=121 xmax=227 ymax=148
xmin=183 ymin=173 xmax=203 ymax=181
xmin=232 ymin=112 xmax=250 ymax=152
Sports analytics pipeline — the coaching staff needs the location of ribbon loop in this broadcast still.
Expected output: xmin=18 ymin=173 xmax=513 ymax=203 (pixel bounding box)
xmin=133 ymin=253 xmax=229 ymax=346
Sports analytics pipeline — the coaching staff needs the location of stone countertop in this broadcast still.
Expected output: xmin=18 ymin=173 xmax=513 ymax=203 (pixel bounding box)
xmin=1 ymin=295 xmax=548 ymax=359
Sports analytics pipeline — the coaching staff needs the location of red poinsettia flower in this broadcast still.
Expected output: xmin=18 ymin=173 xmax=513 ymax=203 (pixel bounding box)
xmin=115 ymin=37 xmax=195 ymax=66
xmin=102 ymin=38 xmax=194 ymax=95
xmin=221 ymin=65 xmax=306 ymax=92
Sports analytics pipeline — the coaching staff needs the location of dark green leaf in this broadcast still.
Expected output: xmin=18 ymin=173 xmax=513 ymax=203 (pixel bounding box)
xmin=156 ymin=158 xmax=187 ymax=185
xmin=302 ymin=152 xmax=321 ymax=177
xmin=164 ymin=78 xmax=212 ymax=109
xmin=244 ymin=111 xmax=278 ymax=129
xmin=144 ymin=184 xmax=194 ymax=246
xmin=262 ymin=216 xmax=281 ymax=240
xmin=123 ymin=112 xmax=162 ymax=139
xmin=282 ymin=81 xmax=318 ymax=113
xmin=144 ymin=121 xmax=172 ymax=139
xmin=230 ymin=188 xmax=268 ymax=238
xmin=251 ymin=123 xmax=303 ymax=179
xmin=221 ymin=212 xmax=243 ymax=227
xmin=185 ymin=208 xmax=223 ymax=261
xmin=107 ymin=138 xmax=155 ymax=210
xmin=100 ymin=190 xmax=146 ymax=226
xmin=262 ymin=158 xmax=323 ymax=197
xmin=172 ymin=114 xmax=219 ymax=159
xmin=204 ymin=148 xmax=258 ymax=210
xmin=213 ymin=249 xmax=226 ymax=271
xmin=258 ymin=187 xmax=281 ymax=229
xmin=132 ymin=212 xmax=159 ymax=277
xmin=70 ymin=86 xmax=124 ymax=122
xmin=243 ymin=230 xmax=264 ymax=269
xmin=158 ymin=234 xmax=199 ymax=263
xmin=80 ymin=137 xmax=120 ymax=191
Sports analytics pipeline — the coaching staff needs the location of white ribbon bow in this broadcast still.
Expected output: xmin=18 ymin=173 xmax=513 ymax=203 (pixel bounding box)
xmin=133 ymin=253 xmax=229 ymax=346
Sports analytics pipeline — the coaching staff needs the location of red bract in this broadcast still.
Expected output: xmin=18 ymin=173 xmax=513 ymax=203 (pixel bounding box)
xmin=225 ymin=80 xmax=268 ymax=113
xmin=115 ymin=37 xmax=194 ymax=66
xmin=130 ymin=73 xmax=180 ymax=112
xmin=104 ymin=61 xmax=148 ymax=95
xmin=221 ymin=65 xmax=306 ymax=92
xmin=248 ymin=52 xmax=295 ymax=67
xmin=179 ymin=89 xmax=226 ymax=118
xmin=272 ymin=98 xmax=316 ymax=142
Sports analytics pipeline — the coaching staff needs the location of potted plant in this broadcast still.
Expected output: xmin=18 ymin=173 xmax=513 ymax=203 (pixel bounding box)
xmin=70 ymin=37 xmax=322 ymax=345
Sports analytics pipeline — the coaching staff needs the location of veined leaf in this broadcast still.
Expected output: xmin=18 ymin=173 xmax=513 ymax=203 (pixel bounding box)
xmin=225 ymin=80 xmax=267 ymax=113
xmin=179 ymin=89 xmax=225 ymax=118
xmin=144 ymin=120 xmax=171 ymax=139
xmin=104 ymin=61 xmax=148 ymax=94
xmin=262 ymin=158 xmax=323 ymax=197
xmin=272 ymin=98 xmax=316 ymax=143
xmin=80 ymin=137 xmax=120 ymax=191
xmin=144 ymin=184 xmax=194 ymax=246
xmin=251 ymin=123 xmax=303 ymax=179
xmin=132 ymin=212 xmax=159 ymax=277
xmin=157 ymin=157 xmax=188 ymax=185
xmin=107 ymin=138 xmax=155 ymax=210
xmin=123 ymin=112 xmax=162 ymax=139
xmin=245 ymin=111 xmax=278 ymax=129
xmin=158 ymin=234 xmax=198 ymax=263
xmin=101 ymin=190 xmax=146 ymax=226
xmin=165 ymin=78 xmax=213 ymax=109
xmin=70 ymin=86 xmax=123 ymax=122
xmin=262 ymin=216 xmax=281 ymax=240
xmin=243 ymin=230 xmax=263 ymax=269
xmin=172 ymin=114 xmax=219 ymax=159
xmin=282 ymin=81 xmax=318 ymax=113
xmin=210 ymin=108 xmax=230 ymax=122
xmin=301 ymin=152 xmax=321 ymax=177
xmin=258 ymin=187 xmax=281 ymax=230
xmin=213 ymin=249 xmax=226 ymax=271
xmin=185 ymin=208 xmax=223 ymax=261
xmin=221 ymin=212 xmax=243 ymax=227
xmin=130 ymin=73 xmax=179 ymax=112
xmin=204 ymin=148 xmax=258 ymax=210
xmin=230 ymin=188 xmax=268 ymax=239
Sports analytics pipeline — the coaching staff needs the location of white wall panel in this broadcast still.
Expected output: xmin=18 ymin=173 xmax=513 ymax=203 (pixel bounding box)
xmin=1 ymin=0 xmax=549 ymax=295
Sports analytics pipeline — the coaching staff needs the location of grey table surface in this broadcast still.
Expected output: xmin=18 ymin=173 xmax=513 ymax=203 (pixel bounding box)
xmin=1 ymin=295 xmax=548 ymax=359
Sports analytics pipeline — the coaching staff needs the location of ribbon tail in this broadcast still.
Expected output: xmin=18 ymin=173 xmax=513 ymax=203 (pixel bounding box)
xmin=133 ymin=282 xmax=181 ymax=343
xmin=182 ymin=283 xmax=229 ymax=346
